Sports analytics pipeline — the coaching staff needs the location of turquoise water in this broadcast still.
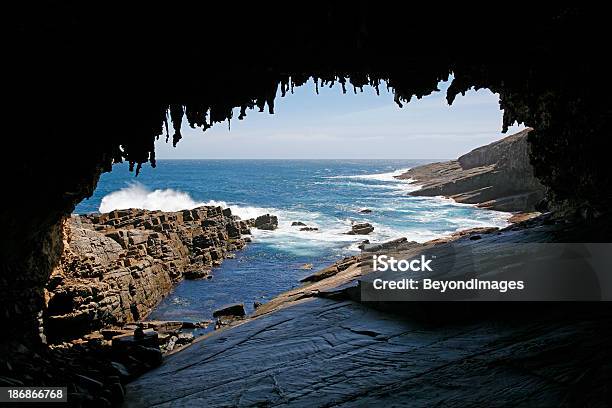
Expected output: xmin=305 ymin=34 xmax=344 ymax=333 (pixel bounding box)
xmin=76 ymin=160 xmax=509 ymax=321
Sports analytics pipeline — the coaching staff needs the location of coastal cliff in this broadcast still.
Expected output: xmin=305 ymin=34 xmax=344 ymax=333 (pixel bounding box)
xmin=396 ymin=129 xmax=545 ymax=212
xmin=44 ymin=206 xmax=266 ymax=343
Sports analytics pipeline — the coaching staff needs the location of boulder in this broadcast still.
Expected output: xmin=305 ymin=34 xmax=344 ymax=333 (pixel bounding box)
xmin=359 ymin=208 xmax=373 ymax=213
xmin=291 ymin=221 xmax=306 ymax=226
xmin=300 ymin=227 xmax=318 ymax=231
xmin=255 ymin=214 xmax=278 ymax=230
xmin=212 ymin=303 xmax=246 ymax=318
xmin=346 ymin=223 xmax=374 ymax=235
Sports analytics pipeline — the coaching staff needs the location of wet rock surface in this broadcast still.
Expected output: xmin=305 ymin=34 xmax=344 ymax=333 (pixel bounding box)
xmin=397 ymin=129 xmax=546 ymax=212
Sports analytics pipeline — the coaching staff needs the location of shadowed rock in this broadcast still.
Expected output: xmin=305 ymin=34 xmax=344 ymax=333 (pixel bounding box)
xmin=212 ymin=303 xmax=246 ymax=318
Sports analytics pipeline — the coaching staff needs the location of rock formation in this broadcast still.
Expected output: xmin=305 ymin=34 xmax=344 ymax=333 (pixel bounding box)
xmin=3 ymin=4 xmax=612 ymax=406
xmin=125 ymin=213 xmax=612 ymax=406
xmin=45 ymin=206 xmax=262 ymax=343
xmin=4 ymin=4 xmax=612 ymax=351
xmin=396 ymin=129 xmax=545 ymax=212
xmin=346 ymin=223 xmax=375 ymax=235
xmin=254 ymin=214 xmax=278 ymax=230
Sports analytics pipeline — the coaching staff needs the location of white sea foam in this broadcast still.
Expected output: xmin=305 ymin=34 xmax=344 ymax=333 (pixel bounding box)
xmin=324 ymin=168 xmax=422 ymax=196
xmin=99 ymin=183 xmax=278 ymax=221
xmin=99 ymin=183 xmax=205 ymax=213
xmin=325 ymin=167 xmax=411 ymax=182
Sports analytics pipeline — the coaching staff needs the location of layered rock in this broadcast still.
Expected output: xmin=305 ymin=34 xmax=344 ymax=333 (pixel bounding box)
xmin=125 ymin=213 xmax=612 ymax=407
xmin=396 ymin=129 xmax=546 ymax=212
xmin=44 ymin=206 xmax=260 ymax=343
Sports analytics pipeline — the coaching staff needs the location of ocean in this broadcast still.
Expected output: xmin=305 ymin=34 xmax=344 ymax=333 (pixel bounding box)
xmin=75 ymin=159 xmax=509 ymax=322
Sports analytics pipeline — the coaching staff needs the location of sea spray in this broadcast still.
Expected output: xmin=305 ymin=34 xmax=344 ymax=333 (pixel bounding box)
xmin=99 ymin=183 xmax=204 ymax=213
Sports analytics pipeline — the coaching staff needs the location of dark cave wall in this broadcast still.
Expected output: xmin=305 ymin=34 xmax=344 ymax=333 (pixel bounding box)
xmin=3 ymin=3 xmax=612 ymax=347
xmin=0 ymin=150 xmax=110 ymax=346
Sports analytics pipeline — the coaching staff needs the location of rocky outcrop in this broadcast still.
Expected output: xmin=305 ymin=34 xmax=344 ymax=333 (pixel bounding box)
xmin=44 ymin=206 xmax=264 ymax=343
xmin=396 ymin=129 xmax=546 ymax=212
xmin=346 ymin=223 xmax=375 ymax=235
xmin=255 ymin=214 xmax=278 ymax=230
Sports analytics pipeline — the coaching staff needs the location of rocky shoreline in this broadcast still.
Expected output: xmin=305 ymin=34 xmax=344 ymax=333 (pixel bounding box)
xmin=0 ymin=206 xmax=281 ymax=405
xmin=125 ymin=211 xmax=612 ymax=406
xmin=395 ymin=129 xmax=546 ymax=213
xmin=2 ymin=132 xmax=590 ymax=405
xmin=45 ymin=206 xmax=278 ymax=344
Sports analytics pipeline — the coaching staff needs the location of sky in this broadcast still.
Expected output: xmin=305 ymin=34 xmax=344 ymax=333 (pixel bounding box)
xmin=155 ymin=78 xmax=525 ymax=160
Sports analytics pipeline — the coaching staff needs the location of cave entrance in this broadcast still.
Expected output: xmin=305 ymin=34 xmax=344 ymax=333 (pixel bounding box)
xmin=57 ymin=78 xmax=527 ymax=336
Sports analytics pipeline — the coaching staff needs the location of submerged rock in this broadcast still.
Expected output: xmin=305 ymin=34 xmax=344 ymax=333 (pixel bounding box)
xmin=291 ymin=221 xmax=306 ymax=226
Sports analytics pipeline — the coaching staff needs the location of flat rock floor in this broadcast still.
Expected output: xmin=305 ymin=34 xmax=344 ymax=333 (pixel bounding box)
xmin=125 ymin=297 xmax=611 ymax=407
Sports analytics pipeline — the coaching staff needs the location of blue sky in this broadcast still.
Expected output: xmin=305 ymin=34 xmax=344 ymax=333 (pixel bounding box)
xmin=156 ymin=78 xmax=525 ymax=159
